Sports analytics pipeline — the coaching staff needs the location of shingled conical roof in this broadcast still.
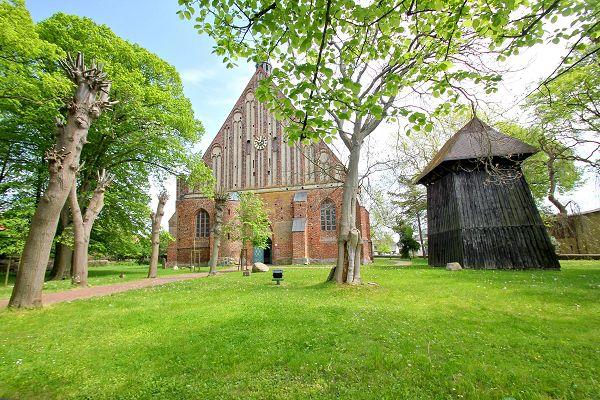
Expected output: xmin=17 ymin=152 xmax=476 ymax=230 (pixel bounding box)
xmin=415 ymin=117 xmax=537 ymax=184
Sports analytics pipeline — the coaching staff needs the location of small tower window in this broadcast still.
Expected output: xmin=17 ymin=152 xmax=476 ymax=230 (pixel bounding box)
xmin=320 ymin=200 xmax=336 ymax=231
xmin=196 ymin=209 xmax=210 ymax=237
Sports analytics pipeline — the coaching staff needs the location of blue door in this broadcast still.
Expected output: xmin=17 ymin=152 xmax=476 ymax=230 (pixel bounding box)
xmin=253 ymin=247 xmax=264 ymax=263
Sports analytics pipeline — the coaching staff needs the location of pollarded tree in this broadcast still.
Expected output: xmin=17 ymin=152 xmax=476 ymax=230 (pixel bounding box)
xmin=1 ymin=9 xmax=202 ymax=280
xmin=70 ymin=169 xmax=114 ymax=286
xmin=9 ymin=53 xmax=114 ymax=308
xmin=208 ymin=192 xmax=229 ymax=275
xmin=148 ymin=190 xmax=168 ymax=279
xmin=179 ymin=0 xmax=578 ymax=283
xmin=185 ymin=157 xmax=227 ymax=275
xmin=35 ymin=13 xmax=203 ymax=278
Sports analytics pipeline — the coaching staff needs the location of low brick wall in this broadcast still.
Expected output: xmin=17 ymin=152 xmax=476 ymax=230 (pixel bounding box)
xmin=558 ymin=254 xmax=600 ymax=260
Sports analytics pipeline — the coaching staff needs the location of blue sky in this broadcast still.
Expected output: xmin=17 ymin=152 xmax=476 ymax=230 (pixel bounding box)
xmin=27 ymin=0 xmax=255 ymax=151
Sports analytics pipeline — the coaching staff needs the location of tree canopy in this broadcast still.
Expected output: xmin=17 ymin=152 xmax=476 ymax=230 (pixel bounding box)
xmin=230 ymin=191 xmax=271 ymax=250
xmin=0 ymin=2 xmax=203 ymax=259
xmin=0 ymin=0 xmax=68 ymax=207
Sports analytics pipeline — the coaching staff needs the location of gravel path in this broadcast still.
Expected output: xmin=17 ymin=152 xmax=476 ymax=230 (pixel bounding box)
xmin=1 ymin=269 xmax=238 ymax=308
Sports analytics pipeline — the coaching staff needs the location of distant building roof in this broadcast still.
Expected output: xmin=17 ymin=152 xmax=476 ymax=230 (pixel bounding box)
xmin=416 ymin=117 xmax=537 ymax=184
xmin=568 ymin=207 xmax=600 ymax=216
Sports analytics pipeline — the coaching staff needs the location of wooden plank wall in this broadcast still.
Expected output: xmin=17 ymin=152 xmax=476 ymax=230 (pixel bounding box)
xmin=426 ymin=166 xmax=560 ymax=269
xmin=426 ymin=172 xmax=463 ymax=267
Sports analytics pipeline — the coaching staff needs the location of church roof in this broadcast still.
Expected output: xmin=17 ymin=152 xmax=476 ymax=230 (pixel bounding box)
xmin=415 ymin=117 xmax=537 ymax=184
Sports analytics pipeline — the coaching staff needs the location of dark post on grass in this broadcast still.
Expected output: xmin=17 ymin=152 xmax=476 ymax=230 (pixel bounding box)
xmin=272 ymin=269 xmax=283 ymax=285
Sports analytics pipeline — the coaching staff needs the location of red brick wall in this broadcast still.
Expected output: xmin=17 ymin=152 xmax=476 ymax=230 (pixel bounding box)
xmin=304 ymin=187 xmax=343 ymax=263
xmin=358 ymin=205 xmax=373 ymax=262
xmin=167 ymin=186 xmax=372 ymax=266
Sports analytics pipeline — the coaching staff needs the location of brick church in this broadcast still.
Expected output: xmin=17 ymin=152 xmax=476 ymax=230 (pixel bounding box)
xmin=167 ymin=63 xmax=372 ymax=266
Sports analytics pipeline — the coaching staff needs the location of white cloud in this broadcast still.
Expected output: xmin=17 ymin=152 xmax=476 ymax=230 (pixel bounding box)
xmin=180 ymin=68 xmax=216 ymax=85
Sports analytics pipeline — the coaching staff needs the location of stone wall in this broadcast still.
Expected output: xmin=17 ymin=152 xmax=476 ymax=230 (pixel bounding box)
xmin=551 ymin=209 xmax=600 ymax=254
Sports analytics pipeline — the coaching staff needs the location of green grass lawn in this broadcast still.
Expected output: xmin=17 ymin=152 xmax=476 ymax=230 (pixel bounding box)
xmin=0 ymin=262 xmax=214 ymax=300
xmin=1 ymin=259 xmax=598 ymax=399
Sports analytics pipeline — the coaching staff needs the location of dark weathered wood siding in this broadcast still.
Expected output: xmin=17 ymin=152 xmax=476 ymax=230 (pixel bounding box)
xmin=427 ymin=172 xmax=463 ymax=267
xmin=426 ymin=167 xmax=560 ymax=269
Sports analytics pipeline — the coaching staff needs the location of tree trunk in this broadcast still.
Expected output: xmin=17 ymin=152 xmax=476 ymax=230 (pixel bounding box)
xmin=239 ymin=244 xmax=250 ymax=271
xmin=50 ymin=203 xmax=72 ymax=280
xmin=3 ymin=258 xmax=11 ymax=287
xmin=547 ymin=156 xmax=568 ymax=215
xmin=352 ymin=241 xmax=362 ymax=284
xmin=208 ymin=194 xmax=227 ymax=276
xmin=330 ymin=140 xmax=362 ymax=284
xmin=51 ymin=244 xmax=73 ymax=280
xmin=148 ymin=191 xmax=168 ymax=279
xmin=9 ymin=53 xmax=114 ymax=308
xmin=416 ymin=210 xmax=425 ymax=256
xmin=71 ymin=170 xmax=113 ymax=286
xmin=546 ymin=155 xmax=574 ymax=251
xmin=70 ymin=184 xmax=87 ymax=286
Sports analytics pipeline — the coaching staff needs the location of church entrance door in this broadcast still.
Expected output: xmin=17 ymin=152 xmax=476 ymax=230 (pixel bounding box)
xmin=253 ymin=237 xmax=272 ymax=264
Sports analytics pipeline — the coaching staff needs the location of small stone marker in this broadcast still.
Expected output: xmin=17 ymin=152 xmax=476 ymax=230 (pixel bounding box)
xmin=446 ymin=262 xmax=462 ymax=271
xmin=252 ymin=262 xmax=269 ymax=272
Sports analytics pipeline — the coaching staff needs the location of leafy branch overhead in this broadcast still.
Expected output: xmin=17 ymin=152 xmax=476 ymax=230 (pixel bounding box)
xmin=178 ymin=0 xmax=595 ymax=141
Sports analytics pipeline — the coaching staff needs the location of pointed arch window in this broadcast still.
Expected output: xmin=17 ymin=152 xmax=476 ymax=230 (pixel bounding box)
xmin=196 ymin=209 xmax=210 ymax=237
xmin=320 ymin=200 xmax=336 ymax=231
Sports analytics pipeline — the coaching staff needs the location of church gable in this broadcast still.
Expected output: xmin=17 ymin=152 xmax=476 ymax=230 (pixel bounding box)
xmin=202 ymin=64 xmax=344 ymax=192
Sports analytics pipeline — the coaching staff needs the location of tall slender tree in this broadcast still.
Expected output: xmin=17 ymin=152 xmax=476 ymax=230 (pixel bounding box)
xmin=70 ymin=169 xmax=114 ymax=286
xmin=9 ymin=53 xmax=114 ymax=308
xmin=184 ymin=156 xmax=226 ymax=273
xmin=208 ymin=192 xmax=228 ymax=275
xmin=148 ymin=190 xmax=168 ymax=279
